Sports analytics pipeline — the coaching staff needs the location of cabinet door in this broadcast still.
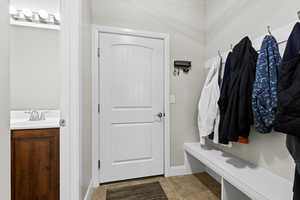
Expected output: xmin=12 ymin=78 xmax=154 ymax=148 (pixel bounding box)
xmin=12 ymin=128 xmax=59 ymax=200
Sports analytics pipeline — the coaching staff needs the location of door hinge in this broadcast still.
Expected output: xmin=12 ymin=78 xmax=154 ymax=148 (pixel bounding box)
xmin=98 ymin=104 xmax=100 ymax=113
xmin=97 ymin=48 xmax=100 ymax=58
xmin=98 ymin=160 xmax=101 ymax=169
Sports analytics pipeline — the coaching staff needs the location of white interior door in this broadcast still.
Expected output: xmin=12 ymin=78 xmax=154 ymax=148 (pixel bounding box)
xmin=99 ymin=32 xmax=165 ymax=183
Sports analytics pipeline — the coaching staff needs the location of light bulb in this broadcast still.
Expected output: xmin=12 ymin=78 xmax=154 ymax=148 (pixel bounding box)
xmin=38 ymin=10 xmax=49 ymax=22
xmin=22 ymin=8 xmax=33 ymax=21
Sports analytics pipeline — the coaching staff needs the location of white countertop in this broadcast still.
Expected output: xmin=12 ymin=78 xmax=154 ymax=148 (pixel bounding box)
xmin=10 ymin=110 xmax=60 ymax=130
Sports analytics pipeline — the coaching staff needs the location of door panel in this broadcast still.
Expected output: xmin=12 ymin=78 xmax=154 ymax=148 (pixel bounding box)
xmin=111 ymin=123 xmax=152 ymax=163
xmin=111 ymin=44 xmax=153 ymax=108
xmin=99 ymin=32 xmax=164 ymax=183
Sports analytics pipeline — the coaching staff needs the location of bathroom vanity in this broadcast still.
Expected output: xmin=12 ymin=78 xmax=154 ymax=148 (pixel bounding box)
xmin=11 ymin=110 xmax=60 ymax=200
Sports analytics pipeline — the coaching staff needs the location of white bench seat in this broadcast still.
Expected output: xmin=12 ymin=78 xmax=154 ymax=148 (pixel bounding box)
xmin=184 ymin=143 xmax=293 ymax=200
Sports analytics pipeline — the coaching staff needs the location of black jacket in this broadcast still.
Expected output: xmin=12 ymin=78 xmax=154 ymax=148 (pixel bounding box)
xmin=218 ymin=37 xmax=258 ymax=144
xmin=274 ymin=55 xmax=300 ymax=137
xmin=274 ymin=22 xmax=300 ymax=173
xmin=282 ymin=22 xmax=300 ymax=63
xmin=274 ymin=23 xmax=300 ymax=137
xmin=218 ymin=53 xmax=232 ymax=144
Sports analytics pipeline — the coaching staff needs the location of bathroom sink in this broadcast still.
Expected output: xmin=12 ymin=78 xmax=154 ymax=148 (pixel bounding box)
xmin=10 ymin=110 xmax=60 ymax=130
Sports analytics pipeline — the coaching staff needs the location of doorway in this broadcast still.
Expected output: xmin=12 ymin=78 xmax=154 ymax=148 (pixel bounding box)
xmin=92 ymin=26 xmax=170 ymax=185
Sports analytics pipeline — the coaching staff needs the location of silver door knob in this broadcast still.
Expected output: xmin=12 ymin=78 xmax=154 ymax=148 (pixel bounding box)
xmin=157 ymin=112 xmax=163 ymax=119
xmin=59 ymin=119 xmax=66 ymax=127
xmin=157 ymin=112 xmax=165 ymax=119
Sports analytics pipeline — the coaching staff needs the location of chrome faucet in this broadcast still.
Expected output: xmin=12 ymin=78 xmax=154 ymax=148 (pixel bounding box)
xmin=25 ymin=110 xmax=40 ymax=121
xmin=25 ymin=110 xmax=47 ymax=121
xmin=39 ymin=111 xmax=47 ymax=120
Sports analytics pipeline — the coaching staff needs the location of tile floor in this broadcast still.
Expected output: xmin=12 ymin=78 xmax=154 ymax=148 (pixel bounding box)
xmin=92 ymin=173 xmax=221 ymax=200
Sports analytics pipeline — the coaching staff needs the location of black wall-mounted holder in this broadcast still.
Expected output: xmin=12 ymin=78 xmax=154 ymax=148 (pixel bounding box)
xmin=174 ymin=60 xmax=192 ymax=76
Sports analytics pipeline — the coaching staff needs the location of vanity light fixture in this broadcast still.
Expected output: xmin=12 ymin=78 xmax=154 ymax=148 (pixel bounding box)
xmin=9 ymin=7 xmax=61 ymax=29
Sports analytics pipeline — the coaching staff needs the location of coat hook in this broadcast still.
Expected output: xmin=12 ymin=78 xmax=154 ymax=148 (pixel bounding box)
xmin=267 ymin=26 xmax=272 ymax=35
xmin=230 ymin=44 xmax=233 ymax=50
xmin=298 ymin=11 xmax=300 ymax=20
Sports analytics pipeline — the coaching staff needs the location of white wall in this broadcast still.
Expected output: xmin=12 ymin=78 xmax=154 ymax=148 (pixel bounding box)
xmin=10 ymin=0 xmax=60 ymax=13
xmin=10 ymin=27 xmax=60 ymax=110
xmin=90 ymin=0 xmax=298 ymax=182
xmin=9 ymin=0 xmax=61 ymax=110
xmin=80 ymin=0 xmax=92 ymax=198
xmin=204 ymin=0 xmax=300 ymax=181
xmin=91 ymin=0 xmax=206 ymax=166
xmin=205 ymin=0 xmax=300 ymax=57
xmin=0 ymin=0 xmax=10 ymax=199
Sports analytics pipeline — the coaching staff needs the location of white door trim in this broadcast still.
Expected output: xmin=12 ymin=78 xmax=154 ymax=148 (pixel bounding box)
xmin=60 ymin=0 xmax=80 ymax=199
xmin=92 ymin=25 xmax=170 ymax=186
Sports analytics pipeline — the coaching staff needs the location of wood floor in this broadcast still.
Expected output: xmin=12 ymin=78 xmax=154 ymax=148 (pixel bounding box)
xmin=92 ymin=173 xmax=221 ymax=200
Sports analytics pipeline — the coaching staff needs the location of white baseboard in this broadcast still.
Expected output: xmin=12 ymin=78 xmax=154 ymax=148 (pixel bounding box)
xmin=166 ymin=151 xmax=206 ymax=177
xmin=166 ymin=165 xmax=191 ymax=177
xmin=166 ymin=163 xmax=205 ymax=177
xmin=84 ymin=180 xmax=94 ymax=200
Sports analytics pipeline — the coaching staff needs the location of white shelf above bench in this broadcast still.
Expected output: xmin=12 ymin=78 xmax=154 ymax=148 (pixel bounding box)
xmin=10 ymin=19 xmax=60 ymax=30
xmin=184 ymin=143 xmax=293 ymax=200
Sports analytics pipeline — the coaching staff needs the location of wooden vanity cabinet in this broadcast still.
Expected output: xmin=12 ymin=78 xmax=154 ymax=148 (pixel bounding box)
xmin=11 ymin=128 xmax=60 ymax=200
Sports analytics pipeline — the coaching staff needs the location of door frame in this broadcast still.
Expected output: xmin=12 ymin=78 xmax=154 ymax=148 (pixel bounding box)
xmin=92 ymin=25 xmax=170 ymax=186
xmin=1 ymin=0 xmax=10 ymax=199
xmin=60 ymin=0 xmax=81 ymax=199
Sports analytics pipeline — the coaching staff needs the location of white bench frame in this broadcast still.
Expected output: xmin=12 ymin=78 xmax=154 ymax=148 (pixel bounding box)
xmin=184 ymin=143 xmax=293 ymax=200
